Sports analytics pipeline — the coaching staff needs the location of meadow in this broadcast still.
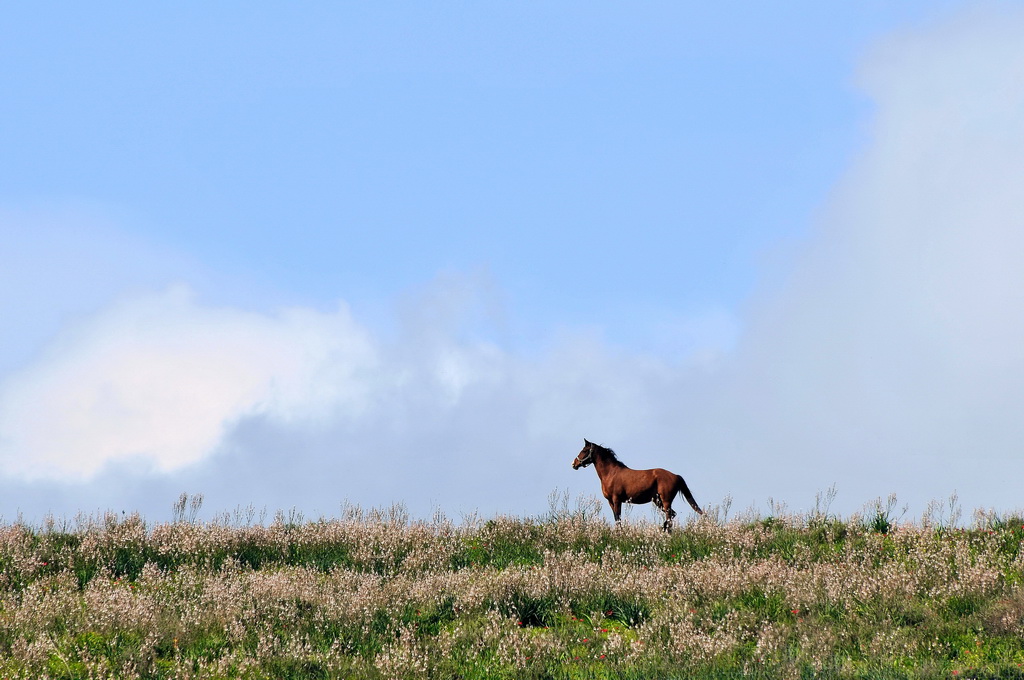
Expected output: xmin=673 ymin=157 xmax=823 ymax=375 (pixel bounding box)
xmin=1 ymin=492 xmax=1023 ymax=680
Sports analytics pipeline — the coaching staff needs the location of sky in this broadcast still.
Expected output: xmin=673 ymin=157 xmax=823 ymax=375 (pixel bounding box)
xmin=3 ymin=1 xmax=1023 ymax=524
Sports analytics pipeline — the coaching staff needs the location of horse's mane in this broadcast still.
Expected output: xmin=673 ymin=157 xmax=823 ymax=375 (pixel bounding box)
xmin=593 ymin=443 xmax=625 ymax=467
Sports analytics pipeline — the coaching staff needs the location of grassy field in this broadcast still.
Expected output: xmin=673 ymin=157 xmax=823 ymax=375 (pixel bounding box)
xmin=1 ymin=493 xmax=1023 ymax=679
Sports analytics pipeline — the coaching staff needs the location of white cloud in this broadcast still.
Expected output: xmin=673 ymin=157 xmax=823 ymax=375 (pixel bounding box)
xmin=0 ymin=208 xmax=197 ymax=376
xmin=0 ymin=286 xmax=376 ymax=480
xmin=718 ymin=4 xmax=1024 ymax=509
xmin=0 ymin=273 xmax=715 ymax=520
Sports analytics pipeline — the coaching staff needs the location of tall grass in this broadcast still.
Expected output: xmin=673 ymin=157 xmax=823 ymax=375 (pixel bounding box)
xmin=1 ymin=495 xmax=1023 ymax=679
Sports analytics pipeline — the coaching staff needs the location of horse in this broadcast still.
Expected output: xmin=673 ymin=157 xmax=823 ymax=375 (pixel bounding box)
xmin=572 ymin=439 xmax=703 ymax=531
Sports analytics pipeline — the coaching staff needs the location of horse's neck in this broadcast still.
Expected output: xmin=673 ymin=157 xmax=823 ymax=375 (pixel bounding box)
xmin=593 ymin=452 xmax=625 ymax=478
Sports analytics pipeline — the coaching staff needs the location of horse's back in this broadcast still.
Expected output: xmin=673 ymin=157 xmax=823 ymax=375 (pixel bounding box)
xmin=650 ymin=467 xmax=677 ymax=482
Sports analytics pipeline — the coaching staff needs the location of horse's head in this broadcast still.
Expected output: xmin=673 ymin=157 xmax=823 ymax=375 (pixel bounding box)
xmin=572 ymin=439 xmax=595 ymax=469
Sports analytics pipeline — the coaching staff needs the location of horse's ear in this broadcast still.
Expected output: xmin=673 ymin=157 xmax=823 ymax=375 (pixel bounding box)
xmin=584 ymin=438 xmax=591 ymax=446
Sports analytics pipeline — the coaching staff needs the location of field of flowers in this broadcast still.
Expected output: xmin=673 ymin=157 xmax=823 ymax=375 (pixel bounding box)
xmin=1 ymin=493 xmax=1024 ymax=680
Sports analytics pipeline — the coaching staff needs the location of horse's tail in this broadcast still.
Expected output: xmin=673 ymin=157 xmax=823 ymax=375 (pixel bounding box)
xmin=675 ymin=474 xmax=703 ymax=515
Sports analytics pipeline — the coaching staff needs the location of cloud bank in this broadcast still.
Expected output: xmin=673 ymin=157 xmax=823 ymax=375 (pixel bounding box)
xmin=723 ymin=5 xmax=1024 ymax=504
xmin=3 ymin=5 xmax=1024 ymax=520
xmin=0 ymin=286 xmax=378 ymax=480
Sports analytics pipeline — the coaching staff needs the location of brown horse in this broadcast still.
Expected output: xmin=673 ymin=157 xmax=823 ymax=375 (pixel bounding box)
xmin=572 ymin=439 xmax=703 ymax=531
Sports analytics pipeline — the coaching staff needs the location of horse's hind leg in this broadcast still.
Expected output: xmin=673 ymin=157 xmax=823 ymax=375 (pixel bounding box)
xmin=662 ymin=503 xmax=677 ymax=532
xmin=653 ymin=493 xmax=675 ymax=531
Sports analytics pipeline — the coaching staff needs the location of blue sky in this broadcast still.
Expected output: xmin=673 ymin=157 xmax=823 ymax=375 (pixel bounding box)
xmin=4 ymin=1 xmax=1023 ymax=523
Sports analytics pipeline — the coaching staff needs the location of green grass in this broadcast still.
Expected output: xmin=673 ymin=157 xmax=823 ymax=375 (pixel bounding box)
xmin=3 ymin=502 xmax=1024 ymax=678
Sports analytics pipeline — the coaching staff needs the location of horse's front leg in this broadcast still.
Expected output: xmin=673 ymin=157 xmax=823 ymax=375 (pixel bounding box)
xmin=607 ymin=497 xmax=622 ymax=524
